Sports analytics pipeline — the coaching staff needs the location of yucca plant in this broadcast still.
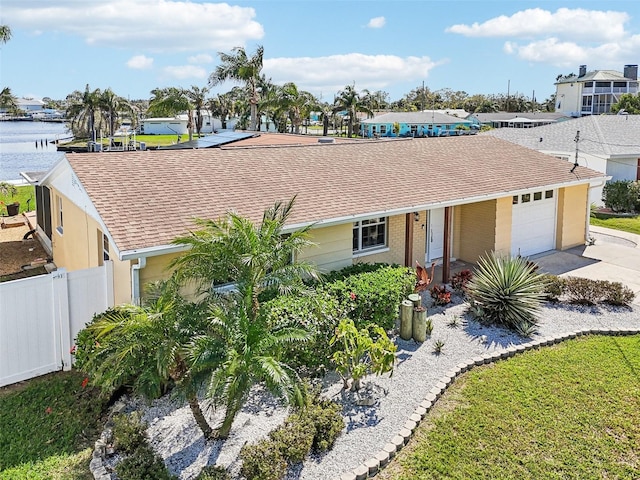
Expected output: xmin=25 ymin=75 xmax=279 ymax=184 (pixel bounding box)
xmin=466 ymin=252 xmax=546 ymax=336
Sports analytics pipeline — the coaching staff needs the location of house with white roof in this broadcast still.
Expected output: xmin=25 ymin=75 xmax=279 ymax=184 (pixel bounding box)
xmin=555 ymin=64 xmax=639 ymax=117
xmin=483 ymin=115 xmax=640 ymax=205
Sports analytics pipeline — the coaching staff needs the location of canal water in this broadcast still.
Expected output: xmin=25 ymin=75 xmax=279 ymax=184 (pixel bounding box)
xmin=0 ymin=121 xmax=69 ymax=181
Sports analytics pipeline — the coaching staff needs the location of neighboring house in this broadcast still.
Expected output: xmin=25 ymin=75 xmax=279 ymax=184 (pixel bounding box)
xmin=555 ymin=64 xmax=639 ymax=117
xmin=471 ymin=112 xmax=571 ymax=129
xmin=25 ymin=136 xmax=605 ymax=305
xmin=483 ymin=115 xmax=640 ymax=206
xmin=360 ymin=111 xmax=475 ymax=138
xmin=141 ymin=111 xmax=230 ymax=135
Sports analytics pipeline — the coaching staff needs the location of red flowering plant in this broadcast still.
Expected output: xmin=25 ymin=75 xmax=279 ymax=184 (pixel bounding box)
xmin=430 ymin=284 xmax=452 ymax=306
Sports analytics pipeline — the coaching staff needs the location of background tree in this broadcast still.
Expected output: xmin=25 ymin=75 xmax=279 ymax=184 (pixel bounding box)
xmin=333 ymin=85 xmax=373 ymax=137
xmin=0 ymin=25 xmax=11 ymax=44
xmin=66 ymin=85 xmax=108 ymax=141
xmin=185 ymin=85 xmax=210 ymax=136
xmin=148 ymin=87 xmax=194 ymax=141
xmin=207 ymin=92 xmax=235 ymax=130
xmin=0 ymin=87 xmax=18 ymax=115
xmin=612 ymin=93 xmax=640 ymax=114
xmin=209 ymin=45 xmax=264 ymax=131
xmin=99 ymin=88 xmax=136 ymax=136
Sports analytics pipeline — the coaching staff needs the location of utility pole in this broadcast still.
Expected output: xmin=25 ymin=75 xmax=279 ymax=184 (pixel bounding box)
xmin=570 ymin=130 xmax=580 ymax=173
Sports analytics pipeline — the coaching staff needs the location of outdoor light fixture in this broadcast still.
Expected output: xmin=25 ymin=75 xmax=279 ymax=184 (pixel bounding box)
xmin=414 ymin=212 xmax=420 ymax=222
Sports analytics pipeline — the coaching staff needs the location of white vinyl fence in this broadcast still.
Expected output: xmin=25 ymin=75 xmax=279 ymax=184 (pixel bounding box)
xmin=0 ymin=262 xmax=114 ymax=387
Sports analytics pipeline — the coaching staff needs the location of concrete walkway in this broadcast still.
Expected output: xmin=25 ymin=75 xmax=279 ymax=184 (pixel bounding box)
xmin=533 ymin=225 xmax=640 ymax=306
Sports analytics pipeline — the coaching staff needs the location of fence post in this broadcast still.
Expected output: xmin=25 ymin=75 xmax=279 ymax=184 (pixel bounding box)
xmin=52 ymin=269 xmax=72 ymax=371
xmin=105 ymin=260 xmax=115 ymax=307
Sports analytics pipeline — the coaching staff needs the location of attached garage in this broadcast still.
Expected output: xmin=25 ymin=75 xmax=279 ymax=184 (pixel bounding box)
xmin=511 ymin=189 xmax=557 ymax=257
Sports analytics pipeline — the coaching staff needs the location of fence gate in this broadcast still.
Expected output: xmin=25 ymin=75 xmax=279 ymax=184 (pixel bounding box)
xmin=0 ymin=263 xmax=113 ymax=387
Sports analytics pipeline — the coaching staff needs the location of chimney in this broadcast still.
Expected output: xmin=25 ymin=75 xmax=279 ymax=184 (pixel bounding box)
xmin=623 ymin=64 xmax=638 ymax=80
xmin=578 ymin=65 xmax=587 ymax=77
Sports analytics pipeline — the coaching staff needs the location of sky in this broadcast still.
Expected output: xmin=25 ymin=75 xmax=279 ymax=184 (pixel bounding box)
xmin=2 ymin=0 xmax=640 ymax=104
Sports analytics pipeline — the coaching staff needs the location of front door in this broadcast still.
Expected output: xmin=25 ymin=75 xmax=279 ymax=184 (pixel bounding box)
xmin=427 ymin=208 xmax=445 ymax=262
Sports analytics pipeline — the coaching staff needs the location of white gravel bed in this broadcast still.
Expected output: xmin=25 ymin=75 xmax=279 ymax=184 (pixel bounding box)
xmin=133 ymin=297 xmax=640 ymax=480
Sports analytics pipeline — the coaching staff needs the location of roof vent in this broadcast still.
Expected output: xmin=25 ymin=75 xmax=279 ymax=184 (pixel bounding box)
xmin=318 ymin=137 xmax=335 ymax=144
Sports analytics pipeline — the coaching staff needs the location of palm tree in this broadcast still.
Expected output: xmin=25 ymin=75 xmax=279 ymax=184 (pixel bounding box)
xmin=99 ymin=88 xmax=136 ymax=136
xmin=0 ymin=87 xmax=18 ymax=114
xmin=185 ymin=86 xmax=210 ymax=136
xmin=333 ymin=85 xmax=374 ymax=137
xmin=207 ymin=92 xmax=235 ymax=130
xmin=0 ymin=25 xmax=11 ymax=44
xmin=170 ymin=198 xmax=319 ymax=438
xmin=277 ymin=83 xmax=316 ymax=134
xmin=209 ymin=45 xmax=264 ymax=131
xmin=75 ymin=280 xmax=221 ymax=439
xmin=66 ymin=85 xmax=107 ymax=141
xmin=148 ymin=87 xmax=194 ymax=141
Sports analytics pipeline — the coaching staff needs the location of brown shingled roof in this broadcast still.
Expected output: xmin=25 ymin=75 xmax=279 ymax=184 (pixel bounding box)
xmin=222 ymin=132 xmax=354 ymax=147
xmin=64 ymin=136 xmax=604 ymax=256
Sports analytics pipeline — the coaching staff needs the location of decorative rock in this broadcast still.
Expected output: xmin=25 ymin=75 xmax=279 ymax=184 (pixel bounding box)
xmin=353 ymin=464 xmax=368 ymax=480
xmin=375 ymin=450 xmax=390 ymax=467
xmin=364 ymin=457 xmax=380 ymax=476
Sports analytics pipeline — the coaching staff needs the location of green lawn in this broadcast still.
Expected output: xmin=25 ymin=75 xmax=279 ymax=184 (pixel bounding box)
xmin=0 ymin=185 xmax=35 ymax=215
xmin=0 ymin=370 xmax=107 ymax=479
xmin=379 ymin=335 xmax=640 ymax=480
xmin=591 ymin=213 xmax=640 ymax=235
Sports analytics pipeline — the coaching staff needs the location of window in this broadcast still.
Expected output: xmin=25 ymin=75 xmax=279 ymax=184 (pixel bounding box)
xmin=410 ymin=125 xmax=418 ymax=135
xmin=512 ymin=195 xmax=519 ymax=205
xmin=353 ymin=217 xmax=387 ymax=253
xmin=521 ymin=194 xmax=531 ymax=203
xmin=56 ymin=195 xmax=63 ymax=234
xmin=103 ymin=234 xmax=110 ymax=262
xmin=545 ymin=190 xmax=554 ymax=199
xmin=380 ymin=125 xmax=387 ymax=134
xmin=534 ymin=192 xmax=542 ymax=201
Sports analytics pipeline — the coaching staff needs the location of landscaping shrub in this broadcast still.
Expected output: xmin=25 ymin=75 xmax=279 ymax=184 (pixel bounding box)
xmin=466 ymin=253 xmax=546 ymax=336
xmin=240 ymin=438 xmax=287 ymax=480
xmin=602 ymin=281 xmax=636 ymax=306
xmin=306 ymin=397 xmax=344 ymax=452
xmin=602 ymin=180 xmax=640 ymax=213
xmin=430 ymin=284 xmax=452 ymax=305
xmin=195 ymin=465 xmax=230 ymax=480
xmin=115 ymin=444 xmax=175 ymax=480
xmin=263 ymin=291 xmax=344 ymax=376
xmin=113 ymin=412 xmax=147 ymax=455
xmin=323 ymin=265 xmax=414 ymax=330
xmin=269 ymin=414 xmax=314 ymax=463
xmin=321 ymin=262 xmax=393 ymax=284
xmin=562 ymin=277 xmax=607 ymax=304
xmin=451 ymin=269 xmax=473 ymax=293
xmin=541 ymin=274 xmax=565 ymax=302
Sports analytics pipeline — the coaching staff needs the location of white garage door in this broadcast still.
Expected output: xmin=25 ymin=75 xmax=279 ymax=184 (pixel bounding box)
xmin=511 ymin=189 xmax=557 ymax=257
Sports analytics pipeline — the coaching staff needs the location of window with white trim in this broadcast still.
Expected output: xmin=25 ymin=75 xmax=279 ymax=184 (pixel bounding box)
xmin=353 ymin=217 xmax=387 ymax=253
xmin=56 ymin=195 xmax=63 ymax=234
xmin=103 ymin=234 xmax=110 ymax=262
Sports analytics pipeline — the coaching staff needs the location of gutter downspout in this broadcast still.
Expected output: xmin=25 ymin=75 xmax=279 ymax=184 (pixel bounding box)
xmin=131 ymin=257 xmax=147 ymax=305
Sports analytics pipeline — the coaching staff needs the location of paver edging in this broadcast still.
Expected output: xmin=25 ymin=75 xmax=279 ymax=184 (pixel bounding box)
xmin=334 ymin=328 xmax=640 ymax=480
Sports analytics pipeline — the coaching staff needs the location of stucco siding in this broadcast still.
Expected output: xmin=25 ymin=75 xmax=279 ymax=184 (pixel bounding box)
xmin=456 ymin=200 xmax=497 ymax=263
xmin=298 ymin=224 xmax=353 ymax=273
xmin=494 ymin=197 xmax=512 ymax=256
xmin=556 ymin=184 xmax=588 ymax=250
xmin=412 ymin=210 xmax=427 ymax=266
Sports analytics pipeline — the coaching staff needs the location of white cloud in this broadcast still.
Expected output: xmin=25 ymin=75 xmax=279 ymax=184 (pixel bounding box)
xmin=263 ymin=54 xmax=441 ymax=97
xmin=367 ymin=17 xmax=386 ymax=29
xmin=188 ymin=54 xmax=214 ymax=64
xmin=162 ymin=65 xmax=208 ymax=80
xmin=2 ymin=0 xmax=264 ymax=52
xmin=447 ymin=8 xmax=628 ymax=42
xmin=127 ymin=55 xmax=154 ymax=70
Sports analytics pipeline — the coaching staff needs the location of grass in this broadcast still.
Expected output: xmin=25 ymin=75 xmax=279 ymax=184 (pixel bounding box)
xmin=379 ymin=335 xmax=640 ymax=480
xmin=0 ymin=185 xmax=35 ymax=215
xmin=64 ymin=133 xmax=209 ymax=148
xmin=591 ymin=212 xmax=640 ymax=235
xmin=0 ymin=370 xmax=107 ymax=479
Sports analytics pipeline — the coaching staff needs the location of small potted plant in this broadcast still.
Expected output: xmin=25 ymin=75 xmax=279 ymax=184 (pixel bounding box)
xmin=0 ymin=182 xmax=19 ymax=216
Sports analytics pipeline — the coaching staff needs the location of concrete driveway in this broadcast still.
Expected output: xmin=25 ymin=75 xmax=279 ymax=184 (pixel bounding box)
xmin=533 ymin=226 xmax=640 ymax=306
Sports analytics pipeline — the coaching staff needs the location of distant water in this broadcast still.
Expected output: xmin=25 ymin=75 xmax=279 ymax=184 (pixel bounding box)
xmin=0 ymin=121 xmax=69 ymax=181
